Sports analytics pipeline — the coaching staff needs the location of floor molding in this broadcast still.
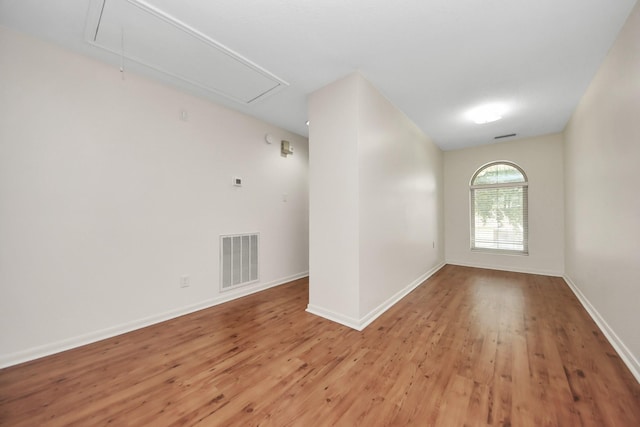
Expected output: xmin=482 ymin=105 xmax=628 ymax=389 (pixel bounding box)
xmin=357 ymin=262 xmax=446 ymax=330
xmin=446 ymin=260 xmax=563 ymax=277
xmin=307 ymin=261 xmax=446 ymax=331
xmin=563 ymin=274 xmax=640 ymax=384
xmin=0 ymin=271 xmax=309 ymax=369
xmin=305 ymin=304 xmax=362 ymax=330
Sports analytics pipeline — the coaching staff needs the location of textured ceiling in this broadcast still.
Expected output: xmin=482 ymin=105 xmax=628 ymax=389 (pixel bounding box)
xmin=0 ymin=0 xmax=636 ymax=150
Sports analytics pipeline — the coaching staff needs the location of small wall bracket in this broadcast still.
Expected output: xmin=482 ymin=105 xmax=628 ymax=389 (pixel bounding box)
xmin=281 ymin=140 xmax=294 ymax=157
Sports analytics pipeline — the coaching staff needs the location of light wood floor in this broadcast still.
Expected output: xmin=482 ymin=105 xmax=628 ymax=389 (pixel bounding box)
xmin=1 ymin=265 xmax=639 ymax=426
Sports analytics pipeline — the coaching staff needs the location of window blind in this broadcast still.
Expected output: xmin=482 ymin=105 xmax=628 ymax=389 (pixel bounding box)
xmin=470 ymin=162 xmax=528 ymax=255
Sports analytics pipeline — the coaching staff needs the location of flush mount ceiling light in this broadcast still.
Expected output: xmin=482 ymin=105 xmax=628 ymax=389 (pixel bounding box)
xmin=467 ymin=103 xmax=507 ymax=124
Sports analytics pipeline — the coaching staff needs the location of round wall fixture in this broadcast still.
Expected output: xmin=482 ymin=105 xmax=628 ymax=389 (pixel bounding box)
xmin=265 ymin=133 xmax=275 ymax=144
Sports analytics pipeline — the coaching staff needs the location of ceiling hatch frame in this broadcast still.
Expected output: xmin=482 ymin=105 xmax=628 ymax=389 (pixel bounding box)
xmin=85 ymin=0 xmax=289 ymax=104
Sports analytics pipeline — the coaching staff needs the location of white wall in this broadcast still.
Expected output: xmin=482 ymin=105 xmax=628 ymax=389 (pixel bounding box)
xmin=308 ymin=73 xmax=444 ymax=329
xmin=564 ymin=1 xmax=640 ymax=379
xmin=357 ymin=77 xmax=444 ymax=318
xmin=307 ymin=73 xmax=361 ymax=323
xmin=0 ymin=26 xmax=309 ymax=367
xmin=444 ymin=134 xmax=565 ymax=276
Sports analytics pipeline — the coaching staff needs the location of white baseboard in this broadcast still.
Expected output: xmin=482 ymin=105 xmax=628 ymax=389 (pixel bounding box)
xmin=306 ymin=261 xmax=446 ymax=331
xmin=446 ymin=260 xmax=563 ymax=277
xmin=563 ymin=275 xmax=640 ymax=384
xmin=357 ymin=262 xmax=446 ymax=330
xmin=0 ymin=271 xmax=309 ymax=369
xmin=305 ymin=305 xmax=362 ymax=330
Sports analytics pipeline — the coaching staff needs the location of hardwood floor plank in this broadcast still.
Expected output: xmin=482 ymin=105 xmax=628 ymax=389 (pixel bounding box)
xmin=1 ymin=267 xmax=639 ymax=426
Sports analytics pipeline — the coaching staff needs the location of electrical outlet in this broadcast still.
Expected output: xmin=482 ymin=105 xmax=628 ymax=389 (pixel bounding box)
xmin=180 ymin=275 xmax=190 ymax=288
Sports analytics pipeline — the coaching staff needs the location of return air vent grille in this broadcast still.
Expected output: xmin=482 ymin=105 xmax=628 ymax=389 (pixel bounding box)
xmin=220 ymin=233 xmax=259 ymax=291
xmin=86 ymin=0 xmax=288 ymax=104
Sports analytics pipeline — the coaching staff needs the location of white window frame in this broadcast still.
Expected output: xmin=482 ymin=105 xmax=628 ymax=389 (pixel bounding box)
xmin=470 ymin=161 xmax=529 ymax=255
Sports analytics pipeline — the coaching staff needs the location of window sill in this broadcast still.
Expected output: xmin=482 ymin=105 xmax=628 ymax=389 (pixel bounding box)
xmin=471 ymin=248 xmax=529 ymax=256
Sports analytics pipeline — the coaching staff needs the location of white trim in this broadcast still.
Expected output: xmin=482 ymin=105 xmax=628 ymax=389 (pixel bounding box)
xmin=469 ymin=160 xmax=528 ymax=186
xmin=470 ymin=248 xmax=529 ymax=256
xmin=563 ymin=275 xmax=640 ymax=384
xmin=0 ymin=271 xmax=309 ymax=369
xmin=305 ymin=305 xmax=362 ymax=330
xmin=445 ymin=260 xmax=563 ymax=277
xmin=306 ymin=262 xmax=446 ymax=331
xmin=470 ymin=182 xmax=528 ymax=190
xmin=357 ymin=262 xmax=446 ymax=330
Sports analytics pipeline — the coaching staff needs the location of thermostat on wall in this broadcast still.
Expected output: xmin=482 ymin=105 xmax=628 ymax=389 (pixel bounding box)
xmin=233 ymin=176 xmax=242 ymax=186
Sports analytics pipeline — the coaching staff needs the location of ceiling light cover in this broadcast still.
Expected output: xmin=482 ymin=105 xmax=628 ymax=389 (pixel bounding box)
xmin=467 ymin=103 xmax=508 ymax=124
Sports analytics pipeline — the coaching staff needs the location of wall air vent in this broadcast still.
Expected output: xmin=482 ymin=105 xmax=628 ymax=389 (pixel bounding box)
xmin=85 ymin=0 xmax=288 ymax=104
xmin=220 ymin=233 xmax=259 ymax=291
xmin=494 ymin=133 xmax=517 ymax=139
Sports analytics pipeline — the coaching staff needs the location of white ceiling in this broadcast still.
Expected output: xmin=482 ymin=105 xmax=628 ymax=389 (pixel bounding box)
xmin=0 ymin=0 xmax=636 ymax=150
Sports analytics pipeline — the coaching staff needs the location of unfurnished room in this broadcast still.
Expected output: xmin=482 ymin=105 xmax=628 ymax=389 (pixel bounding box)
xmin=0 ymin=0 xmax=639 ymax=425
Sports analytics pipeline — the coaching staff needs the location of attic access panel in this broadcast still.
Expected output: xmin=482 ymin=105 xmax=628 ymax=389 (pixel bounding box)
xmin=86 ymin=0 xmax=288 ymax=104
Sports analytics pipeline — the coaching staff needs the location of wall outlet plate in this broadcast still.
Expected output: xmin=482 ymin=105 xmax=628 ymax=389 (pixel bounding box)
xmin=180 ymin=275 xmax=190 ymax=288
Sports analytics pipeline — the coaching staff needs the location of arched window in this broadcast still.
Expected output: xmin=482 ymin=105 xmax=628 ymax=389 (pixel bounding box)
xmin=470 ymin=161 xmax=528 ymax=254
